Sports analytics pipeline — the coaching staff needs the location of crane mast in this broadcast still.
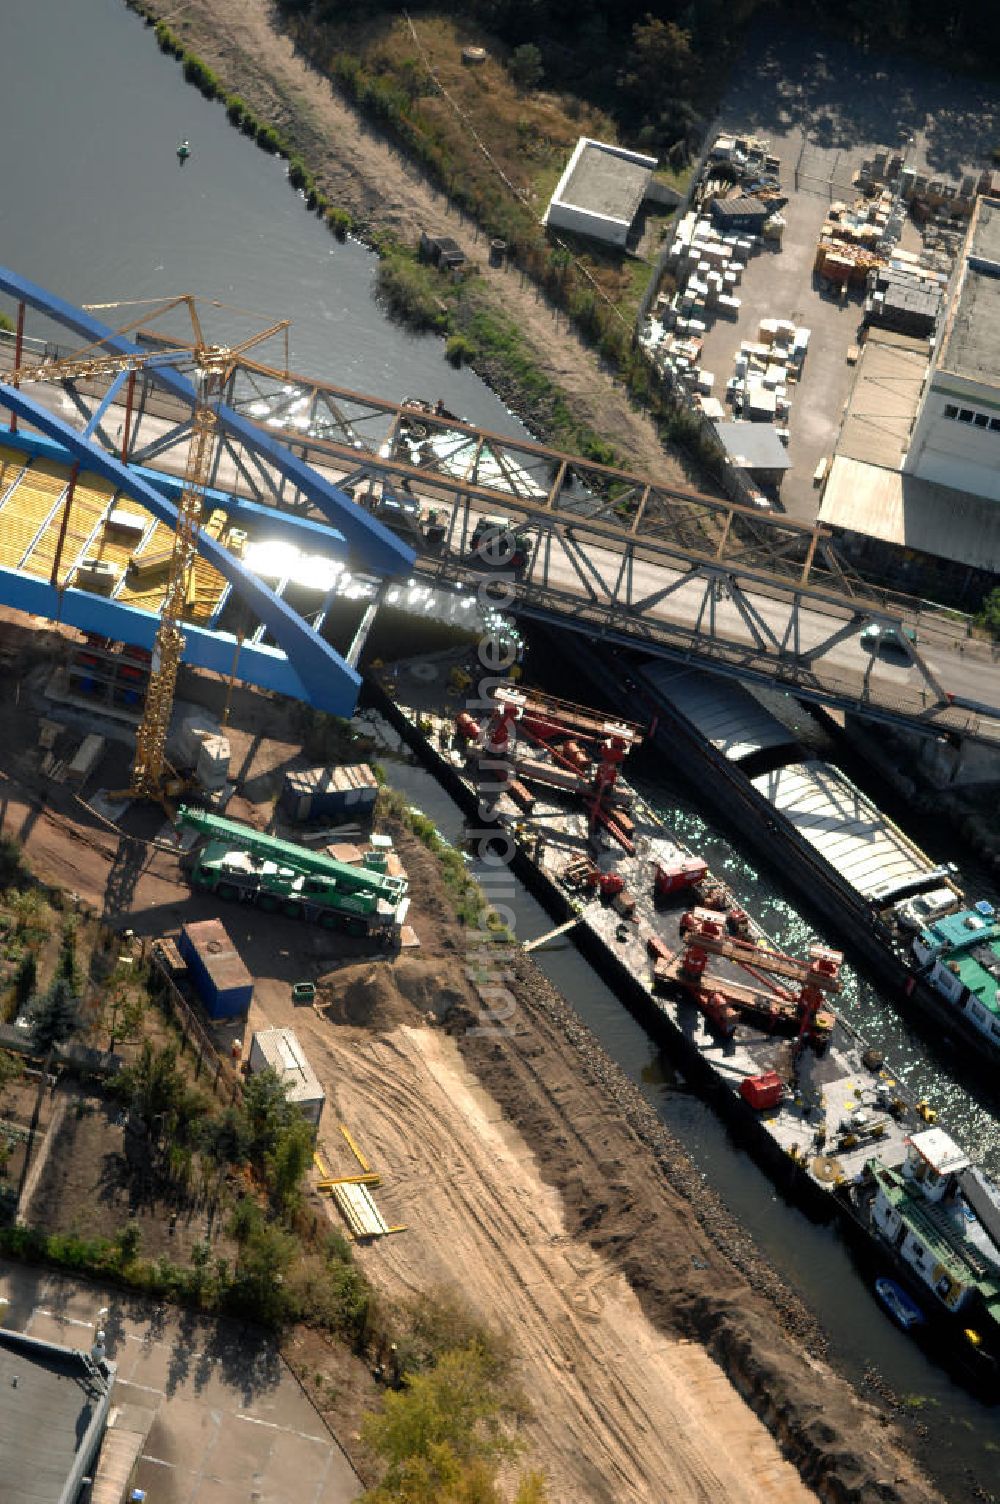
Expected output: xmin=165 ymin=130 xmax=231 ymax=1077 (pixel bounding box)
xmin=130 ymin=374 xmax=219 ymax=799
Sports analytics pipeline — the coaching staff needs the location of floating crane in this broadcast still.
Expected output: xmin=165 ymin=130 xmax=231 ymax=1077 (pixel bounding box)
xmin=457 ymin=686 xmax=645 ymax=851
xmin=5 ymin=301 xmax=288 ymax=808
xmin=662 ymin=905 xmax=844 ymax=1047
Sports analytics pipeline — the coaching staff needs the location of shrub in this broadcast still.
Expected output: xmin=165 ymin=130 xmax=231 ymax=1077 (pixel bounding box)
xmin=226 ymin=95 xmax=247 ymax=125
xmin=327 ymin=206 xmax=352 ymax=240
xmin=445 ymin=333 xmax=477 ymax=368
xmin=256 ymin=123 xmax=285 ymax=155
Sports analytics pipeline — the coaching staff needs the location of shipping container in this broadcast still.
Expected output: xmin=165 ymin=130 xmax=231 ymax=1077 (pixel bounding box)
xmin=248 ymin=1028 xmax=325 ymax=1129
xmin=178 ymin=918 xmax=253 ymax=1020
xmin=280 ymin=763 xmax=378 ymax=824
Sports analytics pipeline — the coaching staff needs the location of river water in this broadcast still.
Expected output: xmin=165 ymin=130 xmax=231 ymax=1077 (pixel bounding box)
xmin=2 ymin=0 xmax=998 ymax=1495
xmin=0 ymin=0 xmax=528 ymax=434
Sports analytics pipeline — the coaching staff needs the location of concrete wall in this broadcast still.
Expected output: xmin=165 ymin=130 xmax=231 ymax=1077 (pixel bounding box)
xmin=905 ymin=376 xmax=1000 ymax=501
xmin=546 ymin=201 xmax=629 ymax=247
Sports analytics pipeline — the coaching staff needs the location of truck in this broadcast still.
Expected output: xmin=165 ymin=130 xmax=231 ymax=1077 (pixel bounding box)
xmin=468 ymin=515 xmax=532 ymax=571
xmin=176 ymin=806 xmax=410 ymax=940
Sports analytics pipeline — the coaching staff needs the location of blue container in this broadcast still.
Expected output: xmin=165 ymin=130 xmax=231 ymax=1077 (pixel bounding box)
xmin=178 ymin=918 xmax=253 ymax=1020
xmin=280 ymin=764 xmax=378 ymax=824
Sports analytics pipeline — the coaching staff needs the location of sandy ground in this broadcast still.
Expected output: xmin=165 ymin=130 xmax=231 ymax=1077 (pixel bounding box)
xmin=133 ymin=0 xmax=688 ymax=485
xmin=306 ymin=1020 xmax=817 ymax=1504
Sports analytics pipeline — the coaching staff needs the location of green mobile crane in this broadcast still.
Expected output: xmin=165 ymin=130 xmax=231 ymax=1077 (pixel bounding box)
xmin=177 ymin=806 xmax=410 ymax=939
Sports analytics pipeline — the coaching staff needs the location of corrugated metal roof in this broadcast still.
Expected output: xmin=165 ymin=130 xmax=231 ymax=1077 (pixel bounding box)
xmin=835 ymin=333 xmax=928 ymax=468
xmin=637 ymin=662 xmax=796 ymax=764
xmin=750 ymin=759 xmax=936 ymax=898
xmin=819 ymin=454 xmax=1000 ymax=570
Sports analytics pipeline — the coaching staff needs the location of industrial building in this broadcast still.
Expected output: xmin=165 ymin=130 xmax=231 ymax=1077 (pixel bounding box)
xmin=903 ymin=196 xmax=1000 ymax=500
xmin=543 ymin=138 xmax=659 ymax=248
xmin=0 ymin=1326 xmax=115 ymax=1504
xmin=820 ymin=196 xmax=1000 ymax=606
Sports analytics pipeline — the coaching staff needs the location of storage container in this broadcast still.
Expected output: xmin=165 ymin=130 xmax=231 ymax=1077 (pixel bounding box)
xmin=280 ymin=764 xmax=378 ymax=824
xmin=178 ymin=919 xmax=253 ymax=1020
xmin=248 ymin=1027 xmax=325 ymax=1129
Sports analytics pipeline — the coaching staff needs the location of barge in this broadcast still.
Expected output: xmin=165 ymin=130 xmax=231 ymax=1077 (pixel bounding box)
xmin=572 ymin=647 xmax=1000 ymax=1079
xmin=371 ymin=653 xmax=1000 ymax=1388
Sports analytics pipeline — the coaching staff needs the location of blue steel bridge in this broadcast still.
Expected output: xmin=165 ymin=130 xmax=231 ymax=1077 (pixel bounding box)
xmin=1 ymin=268 xmax=999 ymax=745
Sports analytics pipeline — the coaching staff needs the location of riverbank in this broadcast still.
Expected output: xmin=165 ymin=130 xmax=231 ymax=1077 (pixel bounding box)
xmin=120 ymin=0 xmax=695 ymax=484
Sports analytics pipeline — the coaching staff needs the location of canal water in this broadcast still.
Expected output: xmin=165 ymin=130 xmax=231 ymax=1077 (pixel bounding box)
xmin=0 ymin=0 xmax=528 ymax=435
xmin=2 ymin=0 xmax=999 ymax=1495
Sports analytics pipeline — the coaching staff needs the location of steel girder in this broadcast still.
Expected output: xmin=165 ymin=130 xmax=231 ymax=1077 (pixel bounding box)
xmin=0 ymin=267 xmax=415 ymax=578
xmin=0 ymin=384 xmax=363 ymax=713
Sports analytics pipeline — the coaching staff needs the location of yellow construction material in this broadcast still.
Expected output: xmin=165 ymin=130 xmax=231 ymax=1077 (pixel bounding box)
xmin=0 ymin=460 xmax=69 ymax=570
xmin=340 ymin=1122 xmax=371 ymax=1173
xmin=317 ymin=1173 xmax=382 ymax=1189
xmin=0 ymin=445 xmax=28 ymax=507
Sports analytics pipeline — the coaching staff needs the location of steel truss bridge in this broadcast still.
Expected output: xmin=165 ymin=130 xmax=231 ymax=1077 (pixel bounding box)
xmin=2 ymin=269 xmax=999 ymax=745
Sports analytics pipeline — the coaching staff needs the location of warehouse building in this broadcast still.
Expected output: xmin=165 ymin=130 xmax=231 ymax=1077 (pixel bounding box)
xmin=543 ymin=138 xmax=659 ymax=248
xmin=903 ymin=195 xmax=1000 ymax=500
xmin=819 ymin=198 xmax=1000 ymax=606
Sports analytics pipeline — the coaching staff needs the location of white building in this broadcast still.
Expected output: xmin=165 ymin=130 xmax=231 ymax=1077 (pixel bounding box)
xmin=904 ymin=196 xmax=1000 ymax=500
xmin=543 ymin=138 xmax=659 ymax=248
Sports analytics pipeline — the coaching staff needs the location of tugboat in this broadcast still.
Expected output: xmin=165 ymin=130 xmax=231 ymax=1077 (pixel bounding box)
xmin=177 ymin=138 xmax=191 ymax=163
xmin=851 ymin=1128 xmax=1000 ymax=1384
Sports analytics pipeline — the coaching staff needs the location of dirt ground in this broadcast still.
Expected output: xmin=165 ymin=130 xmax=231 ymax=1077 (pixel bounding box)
xmin=132 ymin=0 xmax=688 ymax=486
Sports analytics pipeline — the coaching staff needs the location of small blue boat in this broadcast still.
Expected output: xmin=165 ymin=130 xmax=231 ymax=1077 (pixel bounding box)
xmin=876 ymin=1277 xmax=925 ymax=1330
xmin=177 ymin=139 xmax=191 ymax=163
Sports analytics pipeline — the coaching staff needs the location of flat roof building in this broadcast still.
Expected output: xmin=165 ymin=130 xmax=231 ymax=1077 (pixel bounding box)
xmin=543 ymin=138 xmax=657 ymax=248
xmin=0 ymin=1327 xmax=115 ymax=1504
xmin=818 ymin=205 xmax=1000 ymax=605
xmin=903 ymin=196 xmax=1000 ymax=501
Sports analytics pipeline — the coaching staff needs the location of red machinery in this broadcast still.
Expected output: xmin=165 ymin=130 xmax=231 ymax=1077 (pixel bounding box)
xmin=654 ymin=856 xmax=709 ymax=896
xmin=674 ymin=907 xmax=843 ymax=1047
xmin=458 ymin=687 xmax=645 ymax=852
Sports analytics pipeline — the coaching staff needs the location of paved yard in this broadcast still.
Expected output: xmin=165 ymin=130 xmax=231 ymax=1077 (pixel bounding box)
xmin=699 ymin=17 xmax=1000 ymax=521
xmin=0 ymin=1260 xmax=362 ymax=1504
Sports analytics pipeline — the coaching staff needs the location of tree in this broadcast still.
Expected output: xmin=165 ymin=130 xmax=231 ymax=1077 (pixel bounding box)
xmin=29 ymin=977 xmax=80 ymax=1056
xmin=618 ymin=17 xmax=699 ymax=128
xmin=241 ymin=1065 xmax=294 ymax=1155
xmin=14 ymin=950 xmax=36 ymax=1009
xmin=976 ymin=585 xmax=1000 ymax=641
xmin=362 ymin=1344 xmax=517 ymax=1484
xmin=508 ymin=44 xmax=543 ymax=91
xmin=266 ymin=1116 xmax=315 ymax=1217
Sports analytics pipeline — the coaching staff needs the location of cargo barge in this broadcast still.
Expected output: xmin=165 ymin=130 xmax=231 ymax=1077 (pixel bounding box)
xmin=565 ymin=646 xmax=1000 ymax=1084
xmin=369 ymin=654 xmax=1000 ymax=1389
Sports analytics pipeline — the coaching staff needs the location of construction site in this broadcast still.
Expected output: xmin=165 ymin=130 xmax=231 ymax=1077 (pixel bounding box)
xmin=0 ymin=256 xmax=968 ymax=1504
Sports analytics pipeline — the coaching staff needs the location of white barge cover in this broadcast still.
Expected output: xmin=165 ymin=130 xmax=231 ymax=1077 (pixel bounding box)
xmin=750 ymin=760 xmax=935 ymax=899
xmin=638 ymin=662 xmax=796 ymax=765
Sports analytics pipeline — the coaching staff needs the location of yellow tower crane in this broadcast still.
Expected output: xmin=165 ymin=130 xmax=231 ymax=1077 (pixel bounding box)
xmin=6 ymin=303 xmax=289 ymax=807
